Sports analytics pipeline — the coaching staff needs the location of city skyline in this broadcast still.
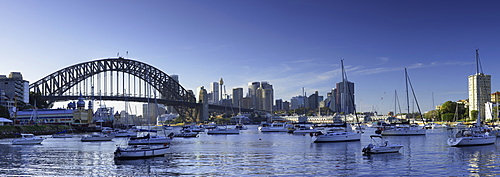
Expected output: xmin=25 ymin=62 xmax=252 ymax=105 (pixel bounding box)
xmin=2 ymin=1 xmax=500 ymax=115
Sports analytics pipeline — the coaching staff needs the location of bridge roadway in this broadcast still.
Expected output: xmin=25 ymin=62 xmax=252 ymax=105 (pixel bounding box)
xmin=42 ymin=95 xmax=255 ymax=113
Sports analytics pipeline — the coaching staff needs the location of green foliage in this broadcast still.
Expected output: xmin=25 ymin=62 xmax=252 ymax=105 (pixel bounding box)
xmin=440 ymin=101 xmax=457 ymax=114
xmin=470 ymin=110 xmax=478 ymax=120
xmin=424 ymin=110 xmax=439 ymax=121
xmin=441 ymin=113 xmax=455 ymax=121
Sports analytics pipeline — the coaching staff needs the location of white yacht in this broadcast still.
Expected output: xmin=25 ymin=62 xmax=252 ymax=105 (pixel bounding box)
xmin=207 ymin=125 xmax=239 ymax=134
xmin=379 ymin=124 xmax=426 ymax=136
xmin=81 ymin=133 xmax=114 ymax=142
xmin=128 ymin=133 xmax=174 ymax=145
xmin=292 ymin=125 xmax=320 ymax=134
xmin=258 ymin=122 xmax=293 ymax=132
xmin=312 ymin=124 xmax=361 ymax=142
xmin=12 ymin=134 xmax=44 ymax=145
xmin=447 ymin=50 xmax=496 ymax=147
xmin=114 ymin=129 xmax=137 ymax=137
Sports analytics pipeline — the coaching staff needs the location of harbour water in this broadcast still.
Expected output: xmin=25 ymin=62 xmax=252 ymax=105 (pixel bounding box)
xmin=1 ymin=125 xmax=499 ymax=176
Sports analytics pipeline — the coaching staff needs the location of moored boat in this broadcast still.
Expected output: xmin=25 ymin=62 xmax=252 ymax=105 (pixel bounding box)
xmin=362 ymin=135 xmax=404 ymax=154
xmin=207 ymin=125 xmax=239 ymax=134
xmin=12 ymin=134 xmax=44 ymax=145
xmin=81 ymin=133 xmax=114 ymax=142
xmin=114 ymin=144 xmax=169 ymax=159
xmin=128 ymin=133 xmax=174 ymax=145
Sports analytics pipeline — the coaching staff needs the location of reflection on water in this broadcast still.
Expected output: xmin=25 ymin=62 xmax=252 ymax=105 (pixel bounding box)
xmin=0 ymin=126 xmax=498 ymax=176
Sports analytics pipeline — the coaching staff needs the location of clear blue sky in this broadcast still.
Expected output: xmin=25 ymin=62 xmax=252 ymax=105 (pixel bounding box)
xmin=1 ymin=0 xmax=500 ymax=115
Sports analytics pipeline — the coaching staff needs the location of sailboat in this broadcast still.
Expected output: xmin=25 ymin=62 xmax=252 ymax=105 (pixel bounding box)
xmin=312 ymin=60 xmax=362 ymax=142
xmin=447 ymin=49 xmax=495 ymax=146
xmin=379 ymin=68 xmax=426 ymax=136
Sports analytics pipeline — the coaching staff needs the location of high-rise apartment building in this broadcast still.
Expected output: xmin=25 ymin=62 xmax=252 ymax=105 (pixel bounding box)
xmin=468 ymin=73 xmax=491 ymax=121
xmin=0 ymin=72 xmax=29 ymax=115
xmin=232 ymin=87 xmax=243 ymax=108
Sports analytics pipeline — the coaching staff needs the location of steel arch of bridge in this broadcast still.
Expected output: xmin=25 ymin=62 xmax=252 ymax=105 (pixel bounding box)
xmin=29 ymin=57 xmax=200 ymax=122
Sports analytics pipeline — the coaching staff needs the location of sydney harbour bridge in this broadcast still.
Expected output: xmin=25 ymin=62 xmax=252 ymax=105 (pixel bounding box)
xmin=29 ymin=57 xmax=254 ymax=122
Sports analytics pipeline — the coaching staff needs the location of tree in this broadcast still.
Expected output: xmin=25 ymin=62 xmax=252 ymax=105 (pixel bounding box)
xmin=440 ymin=101 xmax=457 ymax=114
xmin=470 ymin=110 xmax=478 ymax=121
xmin=441 ymin=113 xmax=455 ymax=122
xmin=424 ymin=110 xmax=439 ymax=121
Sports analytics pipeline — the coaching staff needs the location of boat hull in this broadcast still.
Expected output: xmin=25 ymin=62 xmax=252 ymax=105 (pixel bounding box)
xmin=81 ymin=136 xmax=114 ymax=142
xmin=313 ymin=132 xmax=361 ymax=142
xmin=447 ymin=136 xmax=496 ymax=146
xmin=128 ymin=136 xmax=173 ymax=145
xmin=207 ymin=129 xmax=240 ymax=134
xmin=114 ymin=145 xmax=169 ymax=159
xmin=363 ymin=145 xmax=403 ymax=154
xmin=12 ymin=139 xmax=44 ymax=145
xmin=381 ymin=129 xmax=426 ymax=136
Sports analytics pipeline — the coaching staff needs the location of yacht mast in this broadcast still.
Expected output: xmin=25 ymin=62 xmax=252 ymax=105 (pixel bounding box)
xmin=475 ymin=49 xmax=481 ymax=127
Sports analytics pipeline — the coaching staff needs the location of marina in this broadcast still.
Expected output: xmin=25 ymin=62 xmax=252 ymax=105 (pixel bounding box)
xmin=1 ymin=125 xmax=499 ymax=176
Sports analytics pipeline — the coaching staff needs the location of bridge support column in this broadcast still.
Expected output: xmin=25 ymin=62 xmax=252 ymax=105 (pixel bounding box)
xmin=198 ymin=102 xmax=209 ymax=122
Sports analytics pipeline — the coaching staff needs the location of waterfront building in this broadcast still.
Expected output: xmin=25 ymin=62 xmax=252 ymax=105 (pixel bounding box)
xmin=468 ymin=73 xmax=491 ymax=121
xmin=232 ymin=87 xmax=243 ymax=108
xmin=15 ymin=108 xmax=74 ymax=125
xmin=73 ymin=97 xmax=93 ymax=124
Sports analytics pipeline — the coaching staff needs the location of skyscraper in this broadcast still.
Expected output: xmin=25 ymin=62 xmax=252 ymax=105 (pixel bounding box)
xmin=335 ymin=81 xmax=355 ymax=114
xmin=209 ymin=82 xmax=219 ymax=104
xmin=248 ymin=82 xmax=260 ymax=109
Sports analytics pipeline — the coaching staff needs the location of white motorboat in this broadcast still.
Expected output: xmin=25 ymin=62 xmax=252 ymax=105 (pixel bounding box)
xmin=258 ymin=122 xmax=293 ymax=132
xmin=379 ymin=124 xmax=426 ymax=136
xmin=362 ymin=135 xmax=404 ymax=154
xmin=114 ymin=129 xmax=137 ymax=137
xmin=235 ymin=123 xmax=248 ymax=130
xmin=207 ymin=125 xmax=239 ymax=134
xmin=12 ymin=134 xmax=44 ymax=145
xmin=81 ymin=133 xmax=114 ymax=142
xmin=114 ymin=144 xmax=169 ymax=159
xmin=128 ymin=133 xmax=174 ymax=145
xmin=292 ymin=125 xmax=320 ymax=134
